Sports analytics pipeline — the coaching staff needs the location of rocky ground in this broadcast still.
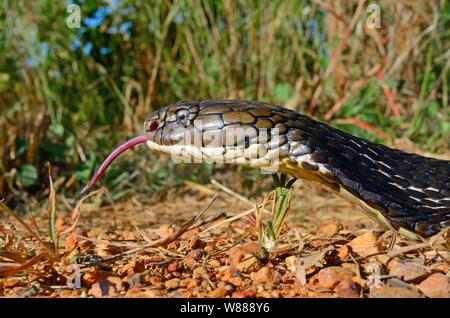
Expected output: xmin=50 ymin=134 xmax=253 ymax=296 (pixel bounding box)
xmin=1 ymin=178 xmax=449 ymax=298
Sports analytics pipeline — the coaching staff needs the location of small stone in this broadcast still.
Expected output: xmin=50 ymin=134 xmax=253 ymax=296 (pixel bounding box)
xmin=121 ymin=231 xmax=137 ymax=240
xmin=209 ymin=287 xmax=228 ymax=298
xmin=88 ymin=276 xmax=123 ymax=297
xmin=181 ymin=229 xmax=201 ymax=241
xmin=334 ymin=279 xmax=360 ymax=298
xmin=166 ymin=242 xmax=179 ymax=250
xmin=145 ymin=275 xmax=162 ymax=286
xmin=281 ymin=272 xmax=298 ymax=284
xmin=232 ymin=288 xmax=257 ymax=298
xmin=167 ymin=262 xmax=179 ymax=272
xmin=87 ymin=228 xmax=106 ymax=239
xmin=337 ymin=245 xmax=350 ymax=260
xmin=187 ymin=237 xmax=204 ymax=250
xmin=60 ymin=289 xmax=80 ymax=297
xmin=418 ymin=273 xmax=449 ymax=298
xmin=155 ymin=224 xmax=173 ymax=238
xmin=208 ymin=259 xmax=221 ymax=267
xmin=318 ymin=267 xmax=354 ymax=289
xmin=250 ymin=267 xmax=281 ymax=285
xmin=2 ymin=279 xmax=24 ymax=288
xmin=347 ymin=231 xmax=379 ymax=256
xmin=389 ymin=262 xmax=429 ymax=283
xmin=285 ymin=256 xmax=302 ymax=272
xmin=317 ymin=223 xmax=343 ymax=237
xmin=204 ymin=245 xmax=215 ymax=254
xmin=429 ymin=263 xmax=450 ymax=274
xmin=193 ymin=266 xmax=207 ymax=278
xmin=369 ymin=286 xmax=423 ymax=298
xmin=83 ymin=269 xmax=117 ymax=286
xmin=235 ymin=256 xmax=262 ymax=273
xmin=188 ymin=248 xmax=204 ymax=259
xmin=180 ymin=278 xmax=198 ymax=289
xmin=96 ymin=241 xmax=125 ymax=257
xmin=126 ymin=289 xmax=162 ymax=298
xmin=182 ymin=255 xmax=198 ymax=270
xmin=164 ymin=278 xmax=180 ymax=290
xmin=118 ymin=260 xmax=145 ymax=276
xmin=228 ymin=242 xmax=260 ymax=266
xmin=386 ymin=278 xmax=418 ymax=291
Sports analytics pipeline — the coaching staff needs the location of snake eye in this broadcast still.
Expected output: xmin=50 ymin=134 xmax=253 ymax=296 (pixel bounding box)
xmin=176 ymin=109 xmax=190 ymax=124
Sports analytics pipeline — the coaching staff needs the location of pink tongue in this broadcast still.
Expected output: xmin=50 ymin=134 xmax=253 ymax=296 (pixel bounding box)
xmin=77 ymin=135 xmax=148 ymax=199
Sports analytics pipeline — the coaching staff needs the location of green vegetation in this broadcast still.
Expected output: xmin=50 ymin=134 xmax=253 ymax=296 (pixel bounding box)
xmin=0 ymin=1 xmax=448 ymax=207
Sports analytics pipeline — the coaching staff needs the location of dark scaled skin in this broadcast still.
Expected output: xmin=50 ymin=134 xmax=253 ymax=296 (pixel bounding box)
xmin=144 ymin=100 xmax=450 ymax=239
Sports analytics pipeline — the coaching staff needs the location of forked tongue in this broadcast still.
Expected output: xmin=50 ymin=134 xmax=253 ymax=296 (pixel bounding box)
xmin=76 ymin=135 xmax=148 ymax=200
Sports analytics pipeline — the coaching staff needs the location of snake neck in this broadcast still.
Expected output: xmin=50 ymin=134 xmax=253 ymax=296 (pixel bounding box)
xmin=283 ymin=116 xmax=450 ymax=240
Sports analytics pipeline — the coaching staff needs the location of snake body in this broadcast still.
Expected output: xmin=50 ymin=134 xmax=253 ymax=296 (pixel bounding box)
xmin=143 ymin=99 xmax=450 ymax=241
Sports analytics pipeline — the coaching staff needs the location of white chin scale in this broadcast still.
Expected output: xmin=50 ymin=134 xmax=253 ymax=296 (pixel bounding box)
xmin=146 ymin=139 xmax=282 ymax=171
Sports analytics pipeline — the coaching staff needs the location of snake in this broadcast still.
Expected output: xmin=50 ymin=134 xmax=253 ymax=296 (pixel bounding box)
xmin=80 ymin=99 xmax=450 ymax=243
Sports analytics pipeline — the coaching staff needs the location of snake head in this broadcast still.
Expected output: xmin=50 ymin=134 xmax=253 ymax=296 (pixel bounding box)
xmin=143 ymin=100 xmax=291 ymax=168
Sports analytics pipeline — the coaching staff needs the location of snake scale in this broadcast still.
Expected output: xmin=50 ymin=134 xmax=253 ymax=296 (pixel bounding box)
xmin=82 ymin=99 xmax=450 ymax=242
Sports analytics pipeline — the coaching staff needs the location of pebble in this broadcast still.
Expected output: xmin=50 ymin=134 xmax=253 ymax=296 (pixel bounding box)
xmin=187 ymin=237 xmax=204 ymax=249
xmin=228 ymin=242 xmax=260 ymax=266
xmin=188 ymin=249 xmax=204 ymax=259
xmin=285 ymin=256 xmax=302 ymax=272
xmin=167 ymin=262 xmax=179 ymax=272
xmin=347 ymin=231 xmax=379 ymax=256
xmin=193 ymin=266 xmax=207 ymax=278
xmin=155 ymin=224 xmax=173 ymax=237
xmin=118 ymin=260 xmax=145 ymax=276
xmin=337 ymin=245 xmax=350 ymax=260
xmin=204 ymin=245 xmax=215 ymax=254
xmin=182 ymin=255 xmax=198 ymax=270
xmin=209 ymin=287 xmax=228 ymax=298
xmin=318 ymin=267 xmax=354 ymax=289
xmin=232 ymin=288 xmax=257 ymax=298
xmin=164 ymin=278 xmax=180 ymax=290
xmin=83 ymin=269 xmax=117 ymax=285
xmin=180 ymin=228 xmax=200 ymax=240
xmin=369 ymin=286 xmax=423 ymax=298
xmin=317 ymin=223 xmax=343 ymax=237
xmin=250 ymin=267 xmax=281 ymax=285
xmin=96 ymin=241 xmax=125 ymax=257
xmin=208 ymin=259 xmax=221 ymax=267
xmin=235 ymin=256 xmax=262 ymax=273
xmin=418 ymin=273 xmax=449 ymax=298
xmin=389 ymin=262 xmax=429 ymax=283
xmin=88 ymin=276 xmax=123 ymax=297
xmin=334 ymin=279 xmax=360 ymax=298
xmin=180 ymin=278 xmax=198 ymax=289
xmin=1 ymin=279 xmax=24 ymax=288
